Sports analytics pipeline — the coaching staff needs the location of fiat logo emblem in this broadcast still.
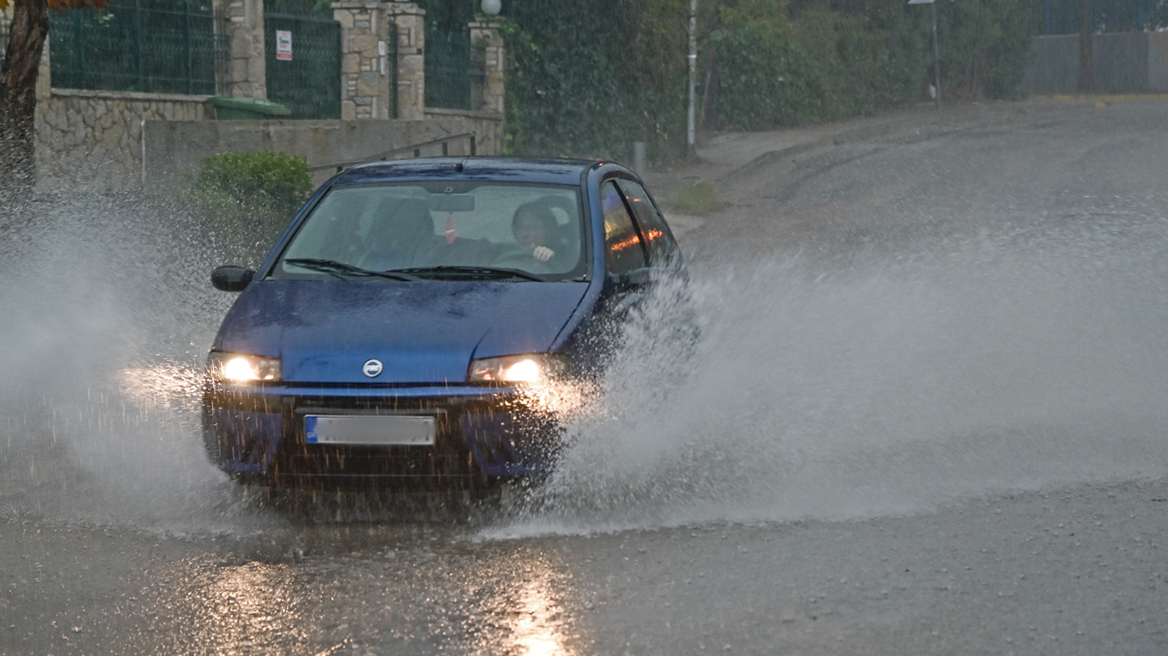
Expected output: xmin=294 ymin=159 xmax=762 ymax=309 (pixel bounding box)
xmin=362 ymin=359 xmax=383 ymax=378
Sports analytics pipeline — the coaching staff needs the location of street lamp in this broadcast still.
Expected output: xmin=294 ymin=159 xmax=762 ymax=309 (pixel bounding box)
xmin=481 ymin=0 xmax=501 ymax=15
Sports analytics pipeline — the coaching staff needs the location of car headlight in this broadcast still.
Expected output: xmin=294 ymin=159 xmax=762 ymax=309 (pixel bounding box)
xmin=207 ymin=351 xmax=282 ymax=383
xmin=468 ymin=354 xmax=562 ymax=384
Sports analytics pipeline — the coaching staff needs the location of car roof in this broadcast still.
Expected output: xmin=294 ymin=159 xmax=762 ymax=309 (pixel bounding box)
xmin=333 ymin=157 xmax=604 ymax=187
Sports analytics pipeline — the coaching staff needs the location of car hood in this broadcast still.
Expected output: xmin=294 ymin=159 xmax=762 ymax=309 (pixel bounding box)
xmin=213 ymin=280 xmax=589 ymax=384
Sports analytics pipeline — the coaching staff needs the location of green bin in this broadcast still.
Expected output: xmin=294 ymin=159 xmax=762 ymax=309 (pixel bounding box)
xmin=207 ymin=96 xmax=292 ymax=120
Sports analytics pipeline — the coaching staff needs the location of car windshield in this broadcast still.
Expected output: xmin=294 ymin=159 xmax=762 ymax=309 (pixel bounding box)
xmin=272 ymin=182 xmax=586 ymax=281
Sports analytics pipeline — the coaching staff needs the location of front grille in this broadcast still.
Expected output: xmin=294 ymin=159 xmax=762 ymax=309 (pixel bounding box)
xmin=206 ymin=387 xmax=559 ymax=485
xmin=268 ymin=395 xmax=481 ymax=483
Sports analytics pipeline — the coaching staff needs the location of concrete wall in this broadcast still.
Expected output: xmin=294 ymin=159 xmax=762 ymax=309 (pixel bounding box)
xmin=1150 ymin=32 xmax=1168 ymax=91
xmin=1026 ymin=32 xmax=1168 ymax=94
xmin=144 ymin=114 xmax=503 ymax=188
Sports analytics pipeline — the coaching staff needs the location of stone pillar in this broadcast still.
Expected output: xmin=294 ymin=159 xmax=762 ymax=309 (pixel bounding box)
xmin=219 ymin=0 xmax=267 ymax=98
xmin=469 ymin=19 xmax=504 ymax=115
xmin=334 ymin=1 xmax=393 ymax=120
xmin=386 ymin=2 xmax=426 ymax=120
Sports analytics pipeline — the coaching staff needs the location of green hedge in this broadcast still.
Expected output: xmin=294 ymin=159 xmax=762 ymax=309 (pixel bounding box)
xmin=500 ymin=0 xmax=1038 ymax=158
xmin=501 ymin=0 xmax=689 ymax=164
xmin=182 ymin=149 xmax=313 ymax=264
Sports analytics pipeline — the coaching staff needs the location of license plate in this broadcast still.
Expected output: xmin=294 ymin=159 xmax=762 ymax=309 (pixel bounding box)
xmin=304 ymin=415 xmax=436 ymax=446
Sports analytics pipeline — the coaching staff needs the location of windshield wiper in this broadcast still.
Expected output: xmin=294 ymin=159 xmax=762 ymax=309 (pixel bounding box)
xmin=282 ymin=258 xmax=419 ymax=281
xmin=387 ymin=266 xmax=546 ymax=282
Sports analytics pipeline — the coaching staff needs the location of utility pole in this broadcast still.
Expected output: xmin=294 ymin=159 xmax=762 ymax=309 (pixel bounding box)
xmin=1078 ymin=0 xmax=1094 ymax=92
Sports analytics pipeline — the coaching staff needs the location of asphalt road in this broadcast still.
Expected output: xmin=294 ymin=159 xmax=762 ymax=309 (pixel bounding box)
xmin=2 ymin=97 xmax=1168 ymax=655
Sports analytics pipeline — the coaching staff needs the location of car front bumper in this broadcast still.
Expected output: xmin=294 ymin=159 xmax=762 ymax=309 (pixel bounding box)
xmin=201 ymin=382 xmax=562 ymax=485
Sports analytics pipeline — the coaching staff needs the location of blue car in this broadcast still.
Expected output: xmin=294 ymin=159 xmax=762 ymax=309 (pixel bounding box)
xmin=202 ymin=157 xmax=685 ymax=488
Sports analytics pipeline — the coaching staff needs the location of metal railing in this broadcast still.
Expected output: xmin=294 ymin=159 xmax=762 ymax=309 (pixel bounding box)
xmin=311 ymin=132 xmax=478 ymax=173
xmin=426 ymin=25 xmax=483 ymax=111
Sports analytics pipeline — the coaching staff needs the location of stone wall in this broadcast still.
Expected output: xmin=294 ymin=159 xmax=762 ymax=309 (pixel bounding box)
xmin=387 ymin=2 xmax=426 ymax=120
xmin=333 ymin=1 xmax=392 ymax=119
xmin=36 ymin=89 xmax=209 ymax=193
xmin=333 ymin=1 xmax=427 ymax=120
xmin=469 ymin=19 xmax=505 ymax=115
xmin=34 ymin=89 xmax=504 ymax=194
xmin=28 ymin=1 xmax=506 ymax=194
xmin=219 ymin=0 xmax=266 ymax=98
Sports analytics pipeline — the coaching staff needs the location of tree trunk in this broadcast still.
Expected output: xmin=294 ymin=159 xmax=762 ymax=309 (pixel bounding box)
xmin=0 ymin=0 xmax=50 ymax=213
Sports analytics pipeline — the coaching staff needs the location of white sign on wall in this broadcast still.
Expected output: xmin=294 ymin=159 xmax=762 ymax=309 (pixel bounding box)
xmin=276 ymin=30 xmax=293 ymax=61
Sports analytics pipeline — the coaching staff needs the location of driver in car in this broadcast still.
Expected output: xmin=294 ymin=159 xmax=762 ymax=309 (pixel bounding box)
xmin=511 ymin=202 xmax=561 ymax=264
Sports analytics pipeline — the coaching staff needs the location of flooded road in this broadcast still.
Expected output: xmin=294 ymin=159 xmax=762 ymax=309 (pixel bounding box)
xmin=3 ymin=98 xmax=1168 ymax=654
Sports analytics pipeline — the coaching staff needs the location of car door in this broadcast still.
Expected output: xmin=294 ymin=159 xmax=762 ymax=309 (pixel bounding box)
xmin=599 ymin=179 xmax=652 ymax=315
xmin=615 ymin=178 xmax=683 ymax=275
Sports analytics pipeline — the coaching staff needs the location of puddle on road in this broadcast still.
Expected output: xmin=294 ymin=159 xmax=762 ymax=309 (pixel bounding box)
xmin=2 ymin=193 xmax=1167 ymax=539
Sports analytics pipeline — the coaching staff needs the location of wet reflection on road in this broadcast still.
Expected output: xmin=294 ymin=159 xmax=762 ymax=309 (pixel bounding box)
xmin=476 ymin=549 xmax=575 ymax=656
xmin=136 ymin=520 xmax=583 ymax=655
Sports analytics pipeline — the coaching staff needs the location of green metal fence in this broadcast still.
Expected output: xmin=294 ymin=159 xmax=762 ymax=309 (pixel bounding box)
xmin=49 ymin=0 xmax=227 ymax=95
xmin=265 ymin=12 xmax=341 ymax=119
xmin=425 ymin=25 xmax=477 ymax=110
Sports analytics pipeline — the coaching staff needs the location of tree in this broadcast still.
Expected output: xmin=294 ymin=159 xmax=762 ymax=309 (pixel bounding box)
xmin=0 ymin=0 xmax=110 ymax=210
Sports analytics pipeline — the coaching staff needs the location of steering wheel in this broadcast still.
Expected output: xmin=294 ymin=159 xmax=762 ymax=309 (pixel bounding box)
xmin=492 ymin=246 xmax=554 ymax=274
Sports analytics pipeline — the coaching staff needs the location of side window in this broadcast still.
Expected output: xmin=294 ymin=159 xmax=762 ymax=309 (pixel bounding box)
xmin=601 ymin=180 xmax=648 ymax=275
xmin=616 ymin=179 xmax=679 ymax=266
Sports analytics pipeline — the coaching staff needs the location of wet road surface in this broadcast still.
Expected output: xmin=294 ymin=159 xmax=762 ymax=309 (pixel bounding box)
xmin=3 ymin=97 xmax=1168 ymax=655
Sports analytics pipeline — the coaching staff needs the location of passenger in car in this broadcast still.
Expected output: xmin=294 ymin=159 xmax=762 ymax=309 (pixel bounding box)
xmin=362 ymin=198 xmax=441 ymax=270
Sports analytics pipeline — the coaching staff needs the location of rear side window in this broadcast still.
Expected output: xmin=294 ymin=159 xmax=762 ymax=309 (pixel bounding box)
xmin=601 ymin=181 xmax=648 ymax=275
xmin=616 ymin=179 xmax=679 ymax=266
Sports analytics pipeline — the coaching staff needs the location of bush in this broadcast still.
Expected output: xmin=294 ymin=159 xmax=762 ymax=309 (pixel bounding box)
xmin=501 ymin=0 xmax=689 ymax=165
xmin=182 ymin=149 xmax=313 ymax=265
xmin=709 ymin=15 xmax=817 ymax=130
xmin=499 ymin=0 xmax=1036 ymax=160
xmin=708 ymin=1 xmax=933 ymax=130
xmin=934 ymin=0 xmax=1038 ymax=100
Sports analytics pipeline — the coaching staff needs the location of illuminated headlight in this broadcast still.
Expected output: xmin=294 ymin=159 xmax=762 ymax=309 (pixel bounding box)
xmin=207 ymin=351 xmax=282 ymax=383
xmin=468 ymin=354 xmax=562 ymax=384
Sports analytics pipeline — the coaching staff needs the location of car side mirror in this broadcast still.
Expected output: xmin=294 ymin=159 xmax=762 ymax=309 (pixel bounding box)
xmin=626 ymin=268 xmax=652 ymax=286
xmin=211 ymin=266 xmax=254 ymax=292
xmin=605 ymin=268 xmax=652 ymax=291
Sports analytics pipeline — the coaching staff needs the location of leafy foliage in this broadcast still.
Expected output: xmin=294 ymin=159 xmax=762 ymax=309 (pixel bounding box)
xmin=709 ymin=1 xmax=930 ymax=129
xmin=182 ymin=150 xmax=313 ymax=265
xmin=501 ymin=0 xmax=689 ymax=164
xmin=933 ymin=0 xmax=1039 ymax=100
xmin=498 ymin=0 xmax=1039 ymax=156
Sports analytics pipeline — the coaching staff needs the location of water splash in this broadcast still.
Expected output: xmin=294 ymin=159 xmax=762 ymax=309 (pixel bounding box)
xmin=4 ymin=192 xmax=1167 ymax=538
xmin=496 ymin=210 xmax=1168 ymax=536
xmin=0 ymin=193 xmax=271 ymax=534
